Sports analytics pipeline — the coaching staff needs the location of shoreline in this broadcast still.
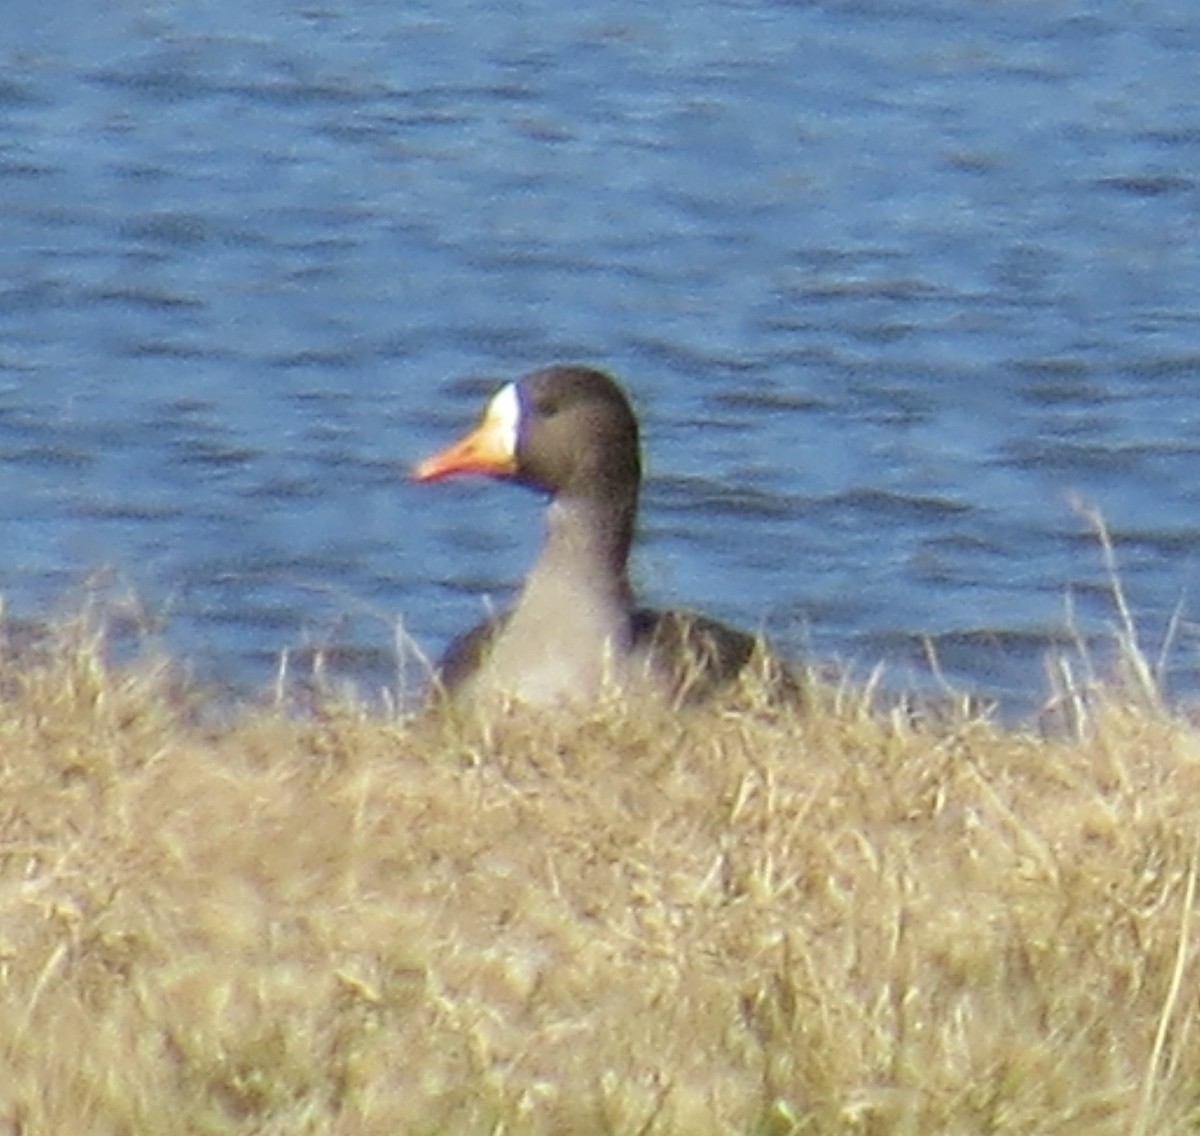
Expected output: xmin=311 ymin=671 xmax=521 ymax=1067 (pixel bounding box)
xmin=1 ymin=607 xmax=1197 ymax=1133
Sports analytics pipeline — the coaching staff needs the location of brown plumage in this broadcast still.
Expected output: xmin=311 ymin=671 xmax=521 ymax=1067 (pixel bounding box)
xmin=414 ymin=365 xmax=792 ymax=708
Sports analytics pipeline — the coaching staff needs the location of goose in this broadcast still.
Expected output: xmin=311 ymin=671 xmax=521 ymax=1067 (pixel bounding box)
xmin=414 ymin=364 xmax=790 ymax=707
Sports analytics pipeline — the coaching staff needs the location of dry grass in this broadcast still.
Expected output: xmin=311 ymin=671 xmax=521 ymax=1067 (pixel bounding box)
xmin=3 ymin=609 xmax=1200 ymax=1135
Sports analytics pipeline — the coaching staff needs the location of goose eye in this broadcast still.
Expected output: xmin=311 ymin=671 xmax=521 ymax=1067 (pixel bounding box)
xmin=534 ymin=395 xmax=561 ymax=419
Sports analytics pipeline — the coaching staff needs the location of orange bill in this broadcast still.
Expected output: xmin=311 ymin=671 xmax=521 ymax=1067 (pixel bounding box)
xmin=413 ymin=418 xmax=517 ymax=482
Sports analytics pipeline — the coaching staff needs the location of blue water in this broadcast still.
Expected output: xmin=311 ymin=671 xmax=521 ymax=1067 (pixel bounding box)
xmin=3 ymin=1 xmax=1200 ymax=712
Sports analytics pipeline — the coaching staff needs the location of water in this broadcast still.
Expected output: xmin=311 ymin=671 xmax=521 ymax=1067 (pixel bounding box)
xmin=3 ymin=0 xmax=1200 ymax=712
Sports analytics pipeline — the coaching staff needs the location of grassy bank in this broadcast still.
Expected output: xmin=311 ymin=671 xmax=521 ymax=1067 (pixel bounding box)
xmin=2 ymin=612 xmax=1199 ymax=1135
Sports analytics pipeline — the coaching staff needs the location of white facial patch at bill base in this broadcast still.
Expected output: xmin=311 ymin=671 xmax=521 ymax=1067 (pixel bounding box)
xmin=483 ymin=381 xmax=521 ymax=461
